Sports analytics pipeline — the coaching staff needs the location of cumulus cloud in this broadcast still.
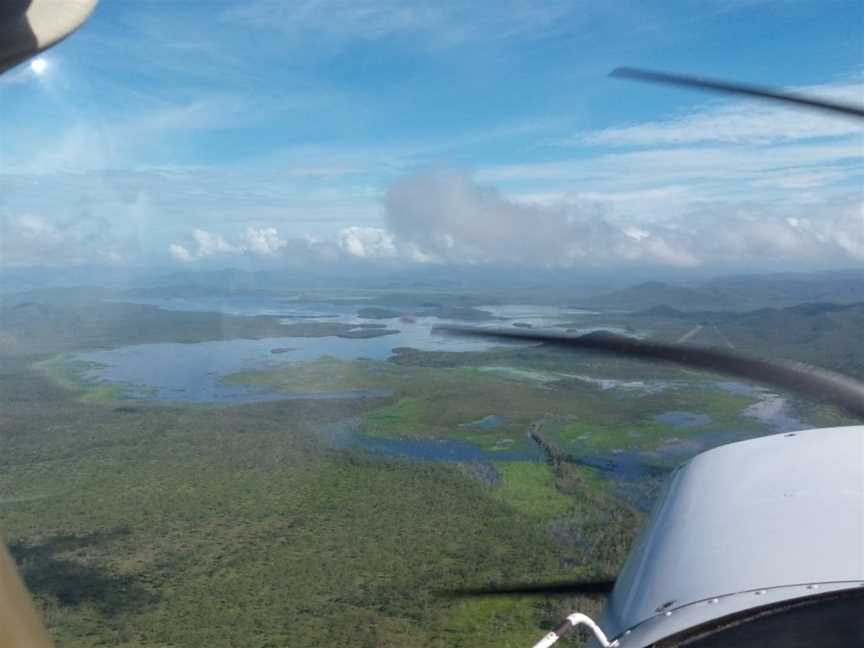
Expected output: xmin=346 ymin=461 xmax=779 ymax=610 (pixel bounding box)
xmin=11 ymin=168 xmax=863 ymax=270
xmin=0 ymin=214 xmax=126 ymax=266
xmin=240 ymin=227 xmax=288 ymax=256
xmin=168 ymin=243 xmax=195 ymax=263
xmin=338 ymin=226 xmax=397 ymax=259
xmin=193 ymin=229 xmax=238 ymax=257
xmin=377 ymin=170 xmax=864 ymax=267
xmin=170 ymin=227 xmax=287 ymax=262
xmin=169 ymin=226 xmax=346 ymax=263
xmin=380 ymin=171 xmax=699 ymax=266
xmin=675 ymin=201 xmax=864 ymax=264
xmin=172 ymin=223 xmax=419 ymax=264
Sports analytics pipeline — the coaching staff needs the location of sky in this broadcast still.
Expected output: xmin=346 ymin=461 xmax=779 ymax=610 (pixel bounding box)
xmin=1 ymin=0 xmax=862 ymax=271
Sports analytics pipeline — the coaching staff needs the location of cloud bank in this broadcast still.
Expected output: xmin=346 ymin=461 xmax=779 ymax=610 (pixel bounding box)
xmin=358 ymin=171 xmax=863 ymax=267
xmin=164 ymin=170 xmax=863 ymax=269
xmin=170 ymin=227 xmax=301 ymax=262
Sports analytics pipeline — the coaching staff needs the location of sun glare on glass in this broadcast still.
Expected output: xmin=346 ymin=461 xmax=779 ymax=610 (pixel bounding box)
xmin=30 ymin=58 xmax=47 ymax=75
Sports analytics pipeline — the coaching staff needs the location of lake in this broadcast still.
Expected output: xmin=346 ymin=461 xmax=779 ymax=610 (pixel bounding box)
xmin=71 ymin=297 xmax=808 ymax=492
xmin=78 ymin=298 xmax=596 ymax=403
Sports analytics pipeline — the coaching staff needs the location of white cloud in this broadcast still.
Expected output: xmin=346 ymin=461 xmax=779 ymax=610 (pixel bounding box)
xmin=0 ymin=214 xmax=126 ymax=266
xmin=169 ymin=243 xmax=195 ymax=263
xmin=483 ymin=140 xmax=864 ymax=186
xmin=836 ymin=210 xmax=864 ymax=260
xmin=169 ymin=227 xmax=269 ymax=262
xmin=222 ymin=0 xmax=580 ymax=49
xmin=240 ymin=227 xmax=288 ymax=256
xmin=1 ymin=167 xmax=381 ymax=241
xmin=2 ymin=93 xmax=259 ymax=176
xmin=192 ymin=228 xmax=238 ymax=257
xmin=525 ymin=80 xmax=864 ymax=228
xmin=168 ymin=226 xmax=322 ymax=262
xmin=338 ymin=226 xmax=397 ymax=259
xmin=377 ymin=170 xmax=864 ymax=267
xmin=578 ymin=81 xmax=864 ymax=147
xmin=381 ymin=171 xmax=699 ymax=266
xmin=8 ymin=168 xmax=862 ymax=270
xmin=478 ymin=139 xmax=864 ymax=221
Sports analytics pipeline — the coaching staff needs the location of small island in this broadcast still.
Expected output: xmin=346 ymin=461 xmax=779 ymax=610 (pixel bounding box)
xmin=357 ymin=307 xmax=402 ymax=319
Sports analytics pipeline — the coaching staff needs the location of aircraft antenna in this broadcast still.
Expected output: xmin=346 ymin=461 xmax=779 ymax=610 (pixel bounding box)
xmin=531 ymin=612 xmax=618 ymax=647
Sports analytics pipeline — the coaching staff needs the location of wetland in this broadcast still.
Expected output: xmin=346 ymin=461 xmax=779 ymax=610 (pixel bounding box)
xmin=1 ymin=284 xmax=860 ymax=647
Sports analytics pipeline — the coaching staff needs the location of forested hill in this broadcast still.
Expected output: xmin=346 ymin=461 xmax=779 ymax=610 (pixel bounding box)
xmin=635 ymin=302 xmax=864 ymax=380
xmin=582 ymin=270 xmax=864 ymax=311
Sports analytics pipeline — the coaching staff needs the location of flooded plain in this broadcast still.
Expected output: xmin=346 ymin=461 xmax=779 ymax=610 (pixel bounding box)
xmin=67 ymin=297 xmax=811 ymax=511
xmin=76 ymin=298 xmax=614 ymax=403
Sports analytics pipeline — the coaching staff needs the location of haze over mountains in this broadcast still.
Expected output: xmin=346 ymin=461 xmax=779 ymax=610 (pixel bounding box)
xmin=581 ymin=269 xmax=864 ymax=311
xmin=2 ymin=265 xmax=862 ymax=311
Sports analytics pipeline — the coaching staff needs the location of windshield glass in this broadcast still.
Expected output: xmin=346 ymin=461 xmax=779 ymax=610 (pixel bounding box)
xmin=1 ymin=2 xmax=862 ymax=646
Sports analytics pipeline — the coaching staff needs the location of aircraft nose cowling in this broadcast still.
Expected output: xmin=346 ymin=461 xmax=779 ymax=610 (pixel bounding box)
xmin=597 ymin=425 xmax=864 ymax=646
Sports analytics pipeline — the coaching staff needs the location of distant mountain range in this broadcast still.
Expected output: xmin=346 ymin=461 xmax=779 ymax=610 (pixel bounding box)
xmin=633 ymin=300 xmax=864 ymax=380
xmin=581 ymin=270 xmax=864 ymax=311
xmin=635 ymin=301 xmax=864 ymax=323
xmin=2 ymin=265 xmax=862 ymax=312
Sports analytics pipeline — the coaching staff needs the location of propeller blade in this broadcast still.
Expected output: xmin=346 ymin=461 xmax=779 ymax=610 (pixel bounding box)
xmin=444 ymin=579 xmax=616 ymax=598
xmin=434 ymin=327 xmax=864 ymax=419
xmin=610 ymin=66 xmax=864 ymax=120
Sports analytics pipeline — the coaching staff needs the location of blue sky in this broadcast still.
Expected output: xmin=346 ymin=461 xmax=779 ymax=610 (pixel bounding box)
xmin=1 ymin=0 xmax=862 ymax=269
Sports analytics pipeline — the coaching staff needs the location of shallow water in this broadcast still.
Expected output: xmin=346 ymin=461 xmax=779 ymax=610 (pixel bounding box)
xmin=78 ymin=298 xmax=535 ymax=402
xmin=319 ymin=418 xmax=542 ymax=463
xmin=477 ymin=304 xmax=598 ymax=328
xmin=352 ymin=436 xmax=543 ymax=462
xmin=654 ymin=411 xmax=713 ymax=428
xmin=77 ymin=298 xmax=809 ymax=501
xmin=461 ymin=414 xmax=504 ymax=430
xmin=76 ymin=329 xmax=486 ymax=403
xmin=714 ymin=381 xmax=806 ymax=432
xmin=566 ymin=374 xmax=671 ymax=393
xmin=81 ymin=296 xmax=640 ymax=404
xmin=743 ymin=395 xmax=804 ymax=433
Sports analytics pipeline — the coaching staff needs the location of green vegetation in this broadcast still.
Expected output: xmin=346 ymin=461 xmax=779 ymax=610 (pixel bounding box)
xmin=447 ymin=596 xmax=566 ymax=647
xmin=1 ymin=355 xmax=638 ymax=647
xmin=223 ymin=357 xmax=391 ymax=394
xmin=363 ymin=397 xmax=425 ymax=438
xmin=4 ymin=284 xmax=857 ymax=647
xmin=226 ymin=355 xmax=776 ymax=457
xmin=34 ymin=355 xmax=134 ymax=402
xmin=551 ymin=384 xmax=762 ymax=452
xmin=490 ymin=463 xmax=573 ymax=518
